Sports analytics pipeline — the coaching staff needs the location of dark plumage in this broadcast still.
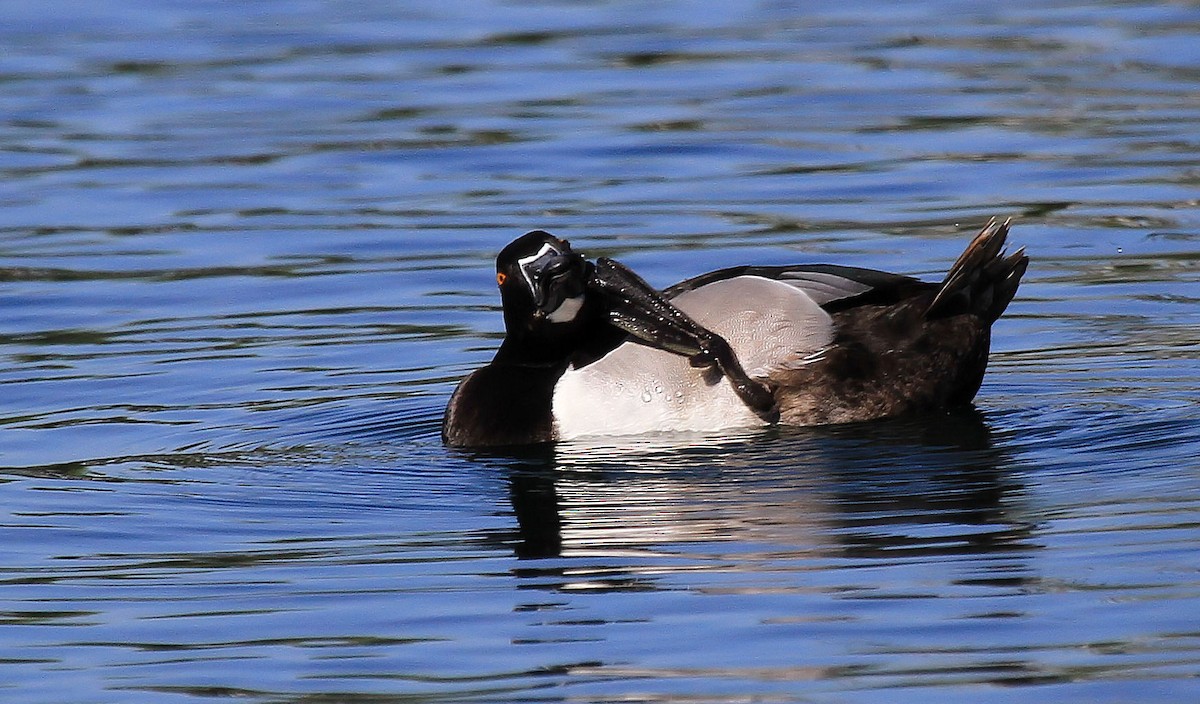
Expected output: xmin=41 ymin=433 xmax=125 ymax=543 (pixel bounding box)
xmin=443 ymin=220 xmax=1027 ymax=447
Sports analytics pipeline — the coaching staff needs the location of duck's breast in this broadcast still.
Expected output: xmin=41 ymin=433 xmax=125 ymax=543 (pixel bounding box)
xmin=552 ymin=276 xmax=833 ymax=439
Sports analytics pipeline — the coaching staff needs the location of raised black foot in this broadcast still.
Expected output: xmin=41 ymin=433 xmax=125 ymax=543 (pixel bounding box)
xmin=590 ymin=256 xmax=779 ymax=422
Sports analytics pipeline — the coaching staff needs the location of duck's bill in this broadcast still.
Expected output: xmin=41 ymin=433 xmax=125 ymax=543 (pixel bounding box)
xmin=519 ymin=244 xmax=588 ymax=315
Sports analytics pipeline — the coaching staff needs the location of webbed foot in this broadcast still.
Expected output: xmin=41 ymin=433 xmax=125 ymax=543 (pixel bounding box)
xmin=591 ymin=257 xmax=778 ymax=422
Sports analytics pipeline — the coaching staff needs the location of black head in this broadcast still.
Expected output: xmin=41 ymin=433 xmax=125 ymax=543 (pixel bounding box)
xmin=495 ymin=230 xmax=591 ymax=334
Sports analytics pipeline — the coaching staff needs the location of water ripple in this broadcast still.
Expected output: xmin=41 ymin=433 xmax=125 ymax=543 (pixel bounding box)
xmin=2 ymin=1 xmax=1200 ymax=702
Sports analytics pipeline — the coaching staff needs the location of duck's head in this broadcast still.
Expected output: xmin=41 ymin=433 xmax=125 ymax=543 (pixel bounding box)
xmin=495 ymin=230 xmax=591 ymax=336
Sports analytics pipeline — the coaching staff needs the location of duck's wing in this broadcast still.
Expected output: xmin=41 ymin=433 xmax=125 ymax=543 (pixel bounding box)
xmin=666 ymin=220 xmax=1027 ymax=317
xmin=592 ymin=259 xmax=872 ymax=382
xmin=663 ymin=264 xmax=927 ymax=308
xmin=670 ymin=275 xmax=834 ymax=377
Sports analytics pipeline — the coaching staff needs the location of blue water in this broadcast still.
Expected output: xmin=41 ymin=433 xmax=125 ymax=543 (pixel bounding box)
xmin=2 ymin=1 xmax=1199 ymax=701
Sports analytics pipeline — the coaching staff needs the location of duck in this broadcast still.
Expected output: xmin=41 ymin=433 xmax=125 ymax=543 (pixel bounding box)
xmin=442 ymin=220 xmax=1027 ymax=447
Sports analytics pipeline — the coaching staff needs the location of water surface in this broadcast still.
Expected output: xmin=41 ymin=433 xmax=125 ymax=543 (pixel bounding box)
xmin=2 ymin=1 xmax=1199 ymax=701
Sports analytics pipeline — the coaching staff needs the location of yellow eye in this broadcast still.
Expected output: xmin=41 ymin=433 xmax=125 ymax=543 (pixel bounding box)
xmin=496 ymin=272 xmax=507 ymax=286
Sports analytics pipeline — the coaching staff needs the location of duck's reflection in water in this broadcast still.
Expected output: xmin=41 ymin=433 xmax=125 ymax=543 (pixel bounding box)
xmin=502 ymin=409 xmax=1035 ymax=592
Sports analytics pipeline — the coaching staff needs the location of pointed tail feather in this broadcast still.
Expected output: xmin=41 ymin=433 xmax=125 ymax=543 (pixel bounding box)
xmin=927 ymin=218 xmax=1028 ymax=323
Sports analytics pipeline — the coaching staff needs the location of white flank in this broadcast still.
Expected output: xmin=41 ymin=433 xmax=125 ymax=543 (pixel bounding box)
xmin=552 ymin=276 xmax=833 ymax=439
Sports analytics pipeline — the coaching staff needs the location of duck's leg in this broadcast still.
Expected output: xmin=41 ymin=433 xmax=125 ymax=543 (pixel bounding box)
xmin=590 ymin=257 xmax=779 ymax=421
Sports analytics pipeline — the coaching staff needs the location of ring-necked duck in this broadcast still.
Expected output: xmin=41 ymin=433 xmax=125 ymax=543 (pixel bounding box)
xmin=443 ymin=220 xmax=1027 ymax=447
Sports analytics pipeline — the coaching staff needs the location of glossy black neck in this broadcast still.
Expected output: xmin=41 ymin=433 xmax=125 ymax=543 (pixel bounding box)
xmin=494 ymin=298 xmax=626 ymax=368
